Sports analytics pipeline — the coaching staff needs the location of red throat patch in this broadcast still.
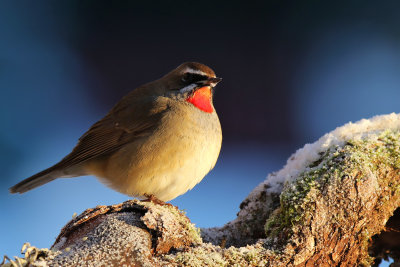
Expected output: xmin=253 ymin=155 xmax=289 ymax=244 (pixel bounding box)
xmin=186 ymin=86 xmax=213 ymax=113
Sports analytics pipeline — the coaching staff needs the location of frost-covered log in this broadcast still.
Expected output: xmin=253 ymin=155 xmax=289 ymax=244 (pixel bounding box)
xmin=3 ymin=113 xmax=400 ymax=266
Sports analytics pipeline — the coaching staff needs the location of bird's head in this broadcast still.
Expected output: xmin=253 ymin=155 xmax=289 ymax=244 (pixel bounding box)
xmin=160 ymin=62 xmax=222 ymax=113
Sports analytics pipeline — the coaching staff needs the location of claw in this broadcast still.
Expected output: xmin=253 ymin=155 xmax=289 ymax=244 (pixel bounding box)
xmin=143 ymin=194 xmax=174 ymax=207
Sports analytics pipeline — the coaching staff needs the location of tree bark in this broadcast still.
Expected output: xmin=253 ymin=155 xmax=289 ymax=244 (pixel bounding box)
xmin=3 ymin=114 xmax=400 ymax=266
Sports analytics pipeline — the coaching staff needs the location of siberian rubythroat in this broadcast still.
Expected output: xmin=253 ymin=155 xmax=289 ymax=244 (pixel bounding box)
xmin=10 ymin=62 xmax=222 ymax=202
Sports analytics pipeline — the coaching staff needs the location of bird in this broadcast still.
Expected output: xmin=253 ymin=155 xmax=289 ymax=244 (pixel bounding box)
xmin=9 ymin=62 xmax=222 ymax=202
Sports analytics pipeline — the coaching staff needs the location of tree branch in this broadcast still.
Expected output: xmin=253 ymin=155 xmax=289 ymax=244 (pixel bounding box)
xmin=3 ymin=113 xmax=400 ymax=266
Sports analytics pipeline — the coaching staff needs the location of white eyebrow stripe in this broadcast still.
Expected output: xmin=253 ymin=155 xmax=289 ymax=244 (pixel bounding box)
xmin=179 ymin=83 xmax=197 ymax=93
xmin=184 ymin=67 xmax=208 ymax=76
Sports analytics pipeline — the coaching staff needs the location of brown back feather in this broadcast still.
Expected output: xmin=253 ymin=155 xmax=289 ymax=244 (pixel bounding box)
xmin=58 ymin=93 xmax=169 ymax=169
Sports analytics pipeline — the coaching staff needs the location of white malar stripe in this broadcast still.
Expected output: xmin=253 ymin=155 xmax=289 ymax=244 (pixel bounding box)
xmin=179 ymin=83 xmax=197 ymax=93
xmin=184 ymin=67 xmax=208 ymax=76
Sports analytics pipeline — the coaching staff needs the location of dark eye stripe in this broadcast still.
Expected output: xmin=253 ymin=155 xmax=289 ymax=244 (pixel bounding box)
xmin=182 ymin=73 xmax=209 ymax=84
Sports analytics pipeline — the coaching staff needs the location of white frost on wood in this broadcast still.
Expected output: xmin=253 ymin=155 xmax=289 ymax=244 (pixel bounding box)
xmin=265 ymin=112 xmax=400 ymax=194
xmin=202 ymin=113 xmax=400 ymax=246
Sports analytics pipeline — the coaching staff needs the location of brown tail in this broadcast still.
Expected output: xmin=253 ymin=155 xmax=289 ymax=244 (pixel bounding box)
xmin=9 ymin=165 xmax=62 ymax=194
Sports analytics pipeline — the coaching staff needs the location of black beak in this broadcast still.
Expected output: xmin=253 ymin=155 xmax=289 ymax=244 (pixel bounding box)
xmin=197 ymin=77 xmax=222 ymax=87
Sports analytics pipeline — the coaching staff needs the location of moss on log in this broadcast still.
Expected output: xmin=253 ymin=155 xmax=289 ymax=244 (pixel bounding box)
xmin=3 ymin=114 xmax=400 ymax=266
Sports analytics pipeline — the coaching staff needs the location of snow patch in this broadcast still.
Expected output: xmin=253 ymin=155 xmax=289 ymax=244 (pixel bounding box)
xmin=264 ymin=113 xmax=400 ymax=193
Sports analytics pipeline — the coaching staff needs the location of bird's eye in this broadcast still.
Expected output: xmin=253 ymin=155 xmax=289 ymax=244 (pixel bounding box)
xmin=181 ymin=73 xmax=209 ymax=84
xmin=182 ymin=73 xmax=193 ymax=83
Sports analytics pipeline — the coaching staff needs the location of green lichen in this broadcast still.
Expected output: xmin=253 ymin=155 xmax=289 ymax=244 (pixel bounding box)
xmin=265 ymin=144 xmax=346 ymax=238
xmin=5 ymin=129 xmax=400 ymax=266
xmin=346 ymin=130 xmax=400 ymax=171
xmin=265 ymin=130 xmax=400 ymax=243
xmin=164 ymin=243 xmax=272 ymax=267
xmin=165 ymin=245 xmax=227 ymax=266
xmin=1 ymin=243 xmax=54 ymax=267
xmin=139 ymin=200 xmax=202 ymax=245
xmin=165 ymin=204 xmax=202 ymax=245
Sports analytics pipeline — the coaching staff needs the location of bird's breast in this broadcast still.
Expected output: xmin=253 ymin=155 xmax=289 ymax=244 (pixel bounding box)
xmin=96 ymin=101 xmax=222 ymax=201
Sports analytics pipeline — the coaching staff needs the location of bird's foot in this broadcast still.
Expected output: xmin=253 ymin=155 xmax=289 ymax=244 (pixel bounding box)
xmin=143 ymin=194 xmax=173 ymax=207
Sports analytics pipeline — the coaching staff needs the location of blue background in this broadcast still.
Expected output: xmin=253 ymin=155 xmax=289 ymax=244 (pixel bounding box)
xmin=1 ymin=1 xmax=399 ymax=265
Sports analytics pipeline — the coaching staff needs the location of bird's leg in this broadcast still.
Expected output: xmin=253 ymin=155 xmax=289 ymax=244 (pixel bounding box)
xmin=143 ymin=194 xmax=173 ymax=207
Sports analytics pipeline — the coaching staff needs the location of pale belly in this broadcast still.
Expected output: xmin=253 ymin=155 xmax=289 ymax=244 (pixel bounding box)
xmin=88 ymin=104 xmax=222 ymax=201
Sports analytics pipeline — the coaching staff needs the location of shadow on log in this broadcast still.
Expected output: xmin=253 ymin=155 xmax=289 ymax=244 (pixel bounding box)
xmin=3 ymin=113 xmax=400 ymax=266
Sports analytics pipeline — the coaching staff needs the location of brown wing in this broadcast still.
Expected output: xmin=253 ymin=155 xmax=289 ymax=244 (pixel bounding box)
xmin=58 ymin=94 xmax=169 ymax=169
